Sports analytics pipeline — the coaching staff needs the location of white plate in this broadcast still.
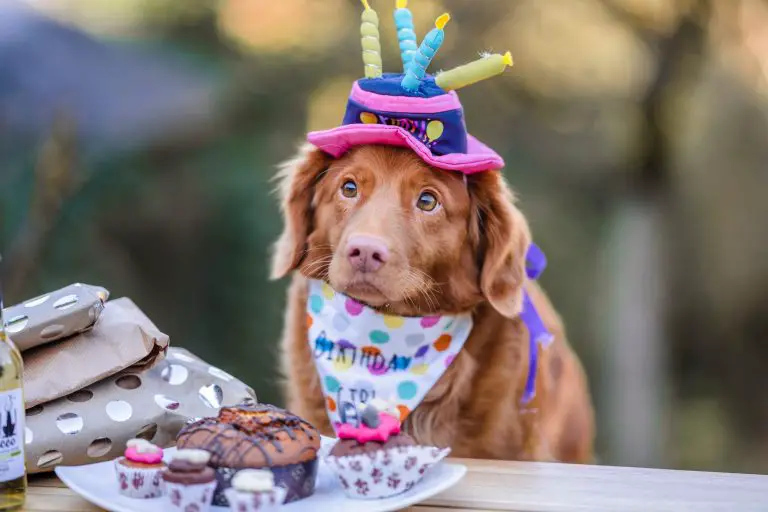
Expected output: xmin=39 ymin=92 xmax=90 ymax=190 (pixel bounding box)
xmin=55 ymin=437 xmax=466 ymax=512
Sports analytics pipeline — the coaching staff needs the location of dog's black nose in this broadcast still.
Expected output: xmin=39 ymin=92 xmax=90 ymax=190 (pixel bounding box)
xmin=346 ymin=235 xmax=389 ymax=273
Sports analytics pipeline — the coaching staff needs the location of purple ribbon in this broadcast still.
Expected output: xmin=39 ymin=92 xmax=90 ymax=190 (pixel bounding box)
xmin=520 ymin=243 xmax=554 ymax=405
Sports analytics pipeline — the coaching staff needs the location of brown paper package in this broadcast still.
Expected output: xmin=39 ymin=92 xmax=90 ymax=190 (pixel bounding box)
xmin=25 ymin=347 xmax=256 ymax=474
xmin=23 ymin=297 xmax=169 ymax=409
xmin=3 ymin=283 xmax=110 ymax=352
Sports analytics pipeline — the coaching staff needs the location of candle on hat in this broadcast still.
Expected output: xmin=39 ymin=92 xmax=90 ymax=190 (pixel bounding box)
xmin=435 ymin=51 xmax=514 ymax=91
xmin=361 ymin=0 xmax=383 ymax=78
xmin=394 ymin=0 xmax=418 ymax=70
xmin=401 ymin=12 xmax=451 ymax=92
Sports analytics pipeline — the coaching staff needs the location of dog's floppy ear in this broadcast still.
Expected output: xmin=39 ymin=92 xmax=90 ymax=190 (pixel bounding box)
xmin=469 ymin=171 xmax=532 ymax=318
xmin=271 ymin=143 xmax=332 ymax=280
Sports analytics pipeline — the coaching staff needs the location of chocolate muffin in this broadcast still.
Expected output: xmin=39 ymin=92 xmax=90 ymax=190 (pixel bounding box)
xmin=176 ymin=403 xmax=320 ymax=505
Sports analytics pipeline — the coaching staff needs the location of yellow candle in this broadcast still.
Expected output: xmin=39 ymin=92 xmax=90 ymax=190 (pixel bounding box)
xmin=361 ymin=0 xmax=383 ymax=78
xmin=435 ymin=51 xmax=514 ymax=91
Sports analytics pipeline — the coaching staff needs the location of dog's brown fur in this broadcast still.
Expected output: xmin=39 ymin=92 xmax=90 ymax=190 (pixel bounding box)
xmin=272 ymin=144 xmax=595 ymax=462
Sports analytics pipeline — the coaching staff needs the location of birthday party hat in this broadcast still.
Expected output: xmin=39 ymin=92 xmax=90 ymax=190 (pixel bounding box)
xmin=308 ymin=0 xmax=514 ymax=174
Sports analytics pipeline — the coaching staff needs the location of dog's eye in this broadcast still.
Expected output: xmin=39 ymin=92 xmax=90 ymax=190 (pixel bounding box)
xmin=416 ymin=191 xmax=439 ymax=212
xmin=341 ymin=180 xmax=358 ymax=198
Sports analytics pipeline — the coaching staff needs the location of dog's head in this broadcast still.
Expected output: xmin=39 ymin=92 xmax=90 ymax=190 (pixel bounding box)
xmin=271 ymin=144 xmax=531 ymax=318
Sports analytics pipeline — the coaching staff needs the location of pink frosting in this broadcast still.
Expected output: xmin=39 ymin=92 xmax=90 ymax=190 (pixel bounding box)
xmin=338 ymin=413 xmax=401 ymax=443
xmin=125 ymin=445 xmax=163 ymax=465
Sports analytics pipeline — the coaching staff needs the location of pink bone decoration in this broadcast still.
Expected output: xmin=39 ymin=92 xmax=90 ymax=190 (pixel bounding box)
xmin=337 ymin=412 xmax=401 ymax=443
xmin=124 ymin=444 xmax=163 ymax=465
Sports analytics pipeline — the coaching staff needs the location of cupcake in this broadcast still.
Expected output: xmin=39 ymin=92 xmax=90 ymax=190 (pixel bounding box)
xmin=224 ymin=469 xmax=287 ymax=511
xmin=330 ymin=400 xmax=416 ymax=457
xmin=325 ymin=401 xmax=451 ymax=499
xmin=162 ymin=449 xmax=217 ymax=511
xmin=176 ymin=403 xmax=320 ymax=506
xmin=114 ymin=438 xmax=166 ymax=498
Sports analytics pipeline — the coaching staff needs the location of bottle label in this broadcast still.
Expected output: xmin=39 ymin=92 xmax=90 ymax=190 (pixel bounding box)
xmin=0 ymin=389 xmax=24 ymax=481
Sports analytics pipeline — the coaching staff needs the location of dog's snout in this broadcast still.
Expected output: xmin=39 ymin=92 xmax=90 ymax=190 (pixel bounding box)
xmin=346 ymin=235 xmax=389 ymax=273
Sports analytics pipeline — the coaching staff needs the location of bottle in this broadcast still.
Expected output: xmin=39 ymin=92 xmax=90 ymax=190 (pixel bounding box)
xmin=0 ymin=264 xmax=26 ymax=510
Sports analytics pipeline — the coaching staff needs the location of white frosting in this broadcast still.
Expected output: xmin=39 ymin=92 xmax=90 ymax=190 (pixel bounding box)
xmin=232 ymin=469 xmax=275 ymax=493
xmin=366 ymin=398 xmax=399 ymax=418
xmin=172 ymin=449 xmax=211 ymax=464
xmin=135 ymin=443 xmax=161 ymax=454
xmin=126 ymin=438 xmax=161 ymax=454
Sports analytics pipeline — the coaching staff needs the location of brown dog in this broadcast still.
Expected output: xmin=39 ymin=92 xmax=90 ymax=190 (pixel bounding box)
xmin=272 ymin=143 xmax=595 ymax=462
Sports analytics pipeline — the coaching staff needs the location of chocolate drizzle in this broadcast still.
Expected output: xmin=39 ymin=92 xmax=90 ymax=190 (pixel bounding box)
xmin=176 ymin=404 xmax=320 ymax=469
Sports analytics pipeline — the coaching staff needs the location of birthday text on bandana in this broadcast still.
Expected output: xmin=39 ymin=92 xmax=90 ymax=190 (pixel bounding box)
xmin=313 ymin=332 xmax=413 ymax=373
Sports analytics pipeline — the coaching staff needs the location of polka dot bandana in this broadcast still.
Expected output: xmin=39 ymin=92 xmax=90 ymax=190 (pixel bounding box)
xmin=306 ymin=279 xmax=472 ymax=430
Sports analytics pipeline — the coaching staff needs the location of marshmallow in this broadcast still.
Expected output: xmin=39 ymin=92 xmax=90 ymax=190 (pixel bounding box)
xmin=367 ymin=398 xmax=400 ymax=418
xmin=232 ymin=469 xmax=275 ymax=493
xmin=172 ymin=448 xmax=211 ymax=465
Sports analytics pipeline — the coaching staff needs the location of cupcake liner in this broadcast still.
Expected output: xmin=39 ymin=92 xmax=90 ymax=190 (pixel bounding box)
xmin=165 ymin=480 xmax=217 ymax=512
xmin=113 ymin=460 xmax=165 ymax=499
xmin=324 ymin=445 xmax=451 ymax=500
xmin=224 ymin=486 xmax=287 ymax=512
xmin=211 ymin=459 xmax=317 ymax=506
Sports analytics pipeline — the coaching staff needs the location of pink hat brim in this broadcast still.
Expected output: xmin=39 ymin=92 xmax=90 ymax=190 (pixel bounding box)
xmin=307 ymin=124 xmax=504 ymax=174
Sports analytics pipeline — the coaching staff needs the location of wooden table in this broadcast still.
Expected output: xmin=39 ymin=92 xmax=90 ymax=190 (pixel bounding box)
xmin=22 ymin=458 xmax=768 ymax=511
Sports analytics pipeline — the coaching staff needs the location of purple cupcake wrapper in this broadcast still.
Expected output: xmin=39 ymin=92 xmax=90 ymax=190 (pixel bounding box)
xmin=211 ymin=458 xmax=318 ymax=507
xmin=324 ymin=445 xmax=450 ymax=500
xmin=164 ymin=480 xmax=217 ymax=511
xmin=113 ymin=460 xmax=165 ymax=499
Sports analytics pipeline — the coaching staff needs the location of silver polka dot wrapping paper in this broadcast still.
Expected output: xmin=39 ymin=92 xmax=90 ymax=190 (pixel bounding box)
xmin=5 ymin=289 xmax=256 ymax=474
xmin=24 ymin=347 xmax=256 ymax=473
xmin=22 ymin=297 xmax=170 ymax=409
xmin=3 ymin=283 xmax=109 ymax=352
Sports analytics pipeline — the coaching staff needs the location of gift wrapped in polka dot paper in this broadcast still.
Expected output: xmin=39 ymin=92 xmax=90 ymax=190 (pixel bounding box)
xmin=5 ymin=286 xmax=256 ymax=474
xmin=3 ymin=283 xmax=109 ymax=352
xmin=22 ymin=297 xmax=169 ymax=409
xmin=25 ymin=347 xmax=255 ymax=474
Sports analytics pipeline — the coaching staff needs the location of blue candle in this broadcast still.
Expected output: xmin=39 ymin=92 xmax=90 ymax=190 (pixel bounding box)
xmin=394 ymin=0 xmax=417 ymax=70
xmin=401 ymin=13 xmax=450 ymax=92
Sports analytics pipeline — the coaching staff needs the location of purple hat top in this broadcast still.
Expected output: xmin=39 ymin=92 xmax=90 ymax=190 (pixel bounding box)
xmin=308 ymin=1 xmax=515 ymax=174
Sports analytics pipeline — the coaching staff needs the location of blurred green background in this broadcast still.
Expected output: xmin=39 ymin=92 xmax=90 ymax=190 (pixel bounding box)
xmin=2 ymin=0 xmax=768 ymax=473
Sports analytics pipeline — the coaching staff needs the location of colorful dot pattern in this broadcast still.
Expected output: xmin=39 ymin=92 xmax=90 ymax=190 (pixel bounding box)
xmin=305 ymin=279 xmax=473 ymax=429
